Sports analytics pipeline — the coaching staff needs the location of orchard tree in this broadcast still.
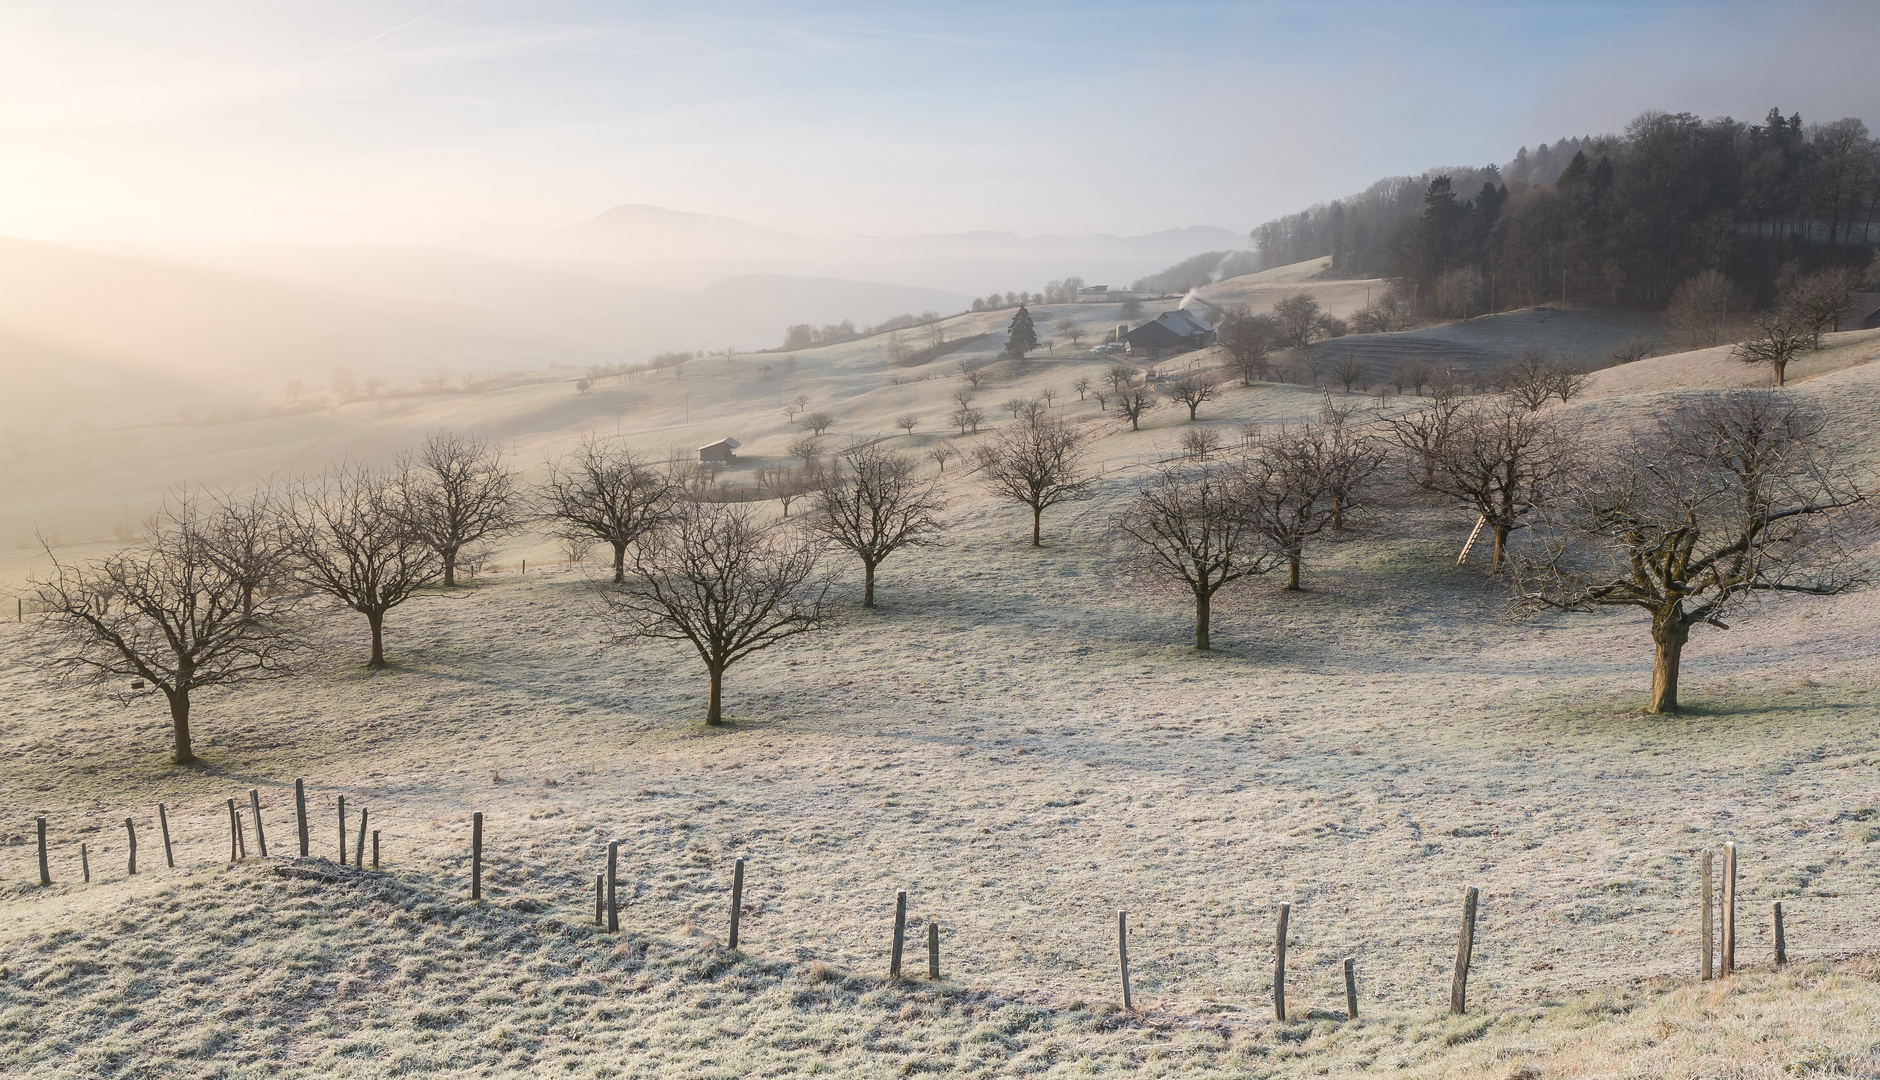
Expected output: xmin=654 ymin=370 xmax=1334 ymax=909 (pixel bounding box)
xmin=397 ymin=431 xmax=521 ymax=587
xmin=604 ymin=502 xmax=834 ymax=725
xmin=808 ymin=445 xmax=947 ymax=607
xmin=1397 ymin=399 xmax=1581 ymax=569
xmin=1165 ymin=375 xmax=1218 ymax=420
xmin=1114 ymin=387 xmax=1158 ymax=430
xmin=541 ymin=439 xmax=679 ymax=584
xmin=801 ymin=411 xmax=836 ymax=436
xmin=974 ymin=416 xmax=1095 ymax=546
xmin=284 ymin=465 xmax=440 ymax=668
xmin=1116 ymin=465 xmax=1275 ymax=649
xmin=1515 ymin=391 xmax=1866 ymax=713
xmin=1733 ymin=315 xmax=1812 ymax=387
xmin=33 ymin=499 xmax=304 ymax=764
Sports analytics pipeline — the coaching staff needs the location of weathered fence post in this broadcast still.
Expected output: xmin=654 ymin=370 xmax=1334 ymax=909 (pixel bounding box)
xmin=236 ymin=810 xmax=246 ymax=859
xmin=1722 ymin=842 xmax=1737 ymax=975
xmin=249 ymin=789 xmax=267 ymax=857
xmin=1773 ymin=901 xmax=1786 ymax=966
xmin=1344 ymin=956 xmax=1358 ymax=1021
xmin=294 ymin=778 xmax=309 ymax=857
xmin=889 ymin=890 xmax=908 ymax=977
xmin=227 ymin=798 xmax=240 ymax=862
xmin=470 ymin=812 xmax=483 ymax=900
xmin=158 ymin=804 xmax=175 ymax=868
xmin=606 ymin=841 xmax=620 ymax=931
xmin=1117 ymin=910 xmax=1133 ymax=1012
xmin=728 ymin=858 xmax=745 ymax=949
xmin=354 ymin=808 xmax=368 ymax=868
xmin=1273 ymin=902 xmax=1291 ymax=1021
xmin=371 ymin=831 xmax=380 ymax=869
xmin=337 ymin=795 xmax=347 ymax=866
xmin=928 ymin=922 xmax=941 ymax=979
xmin=1701 ymin=848 xmax=1714 ymax=980
xmin=1450 ymin=886 xmax=1479 ymax=1014
xmin=125 ymin=818 xmax=138 ymax=875
xmin=36 ymin=817 xmax=49 ymax=886
xmin=81 ymin=842 xmax=90 ymax=884
xmin=594 ymin=873 xmax=604 ymax=925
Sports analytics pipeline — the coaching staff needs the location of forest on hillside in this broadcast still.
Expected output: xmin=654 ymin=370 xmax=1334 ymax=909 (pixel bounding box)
xmin=1249 ymin=109 xmax=1878 ymax=313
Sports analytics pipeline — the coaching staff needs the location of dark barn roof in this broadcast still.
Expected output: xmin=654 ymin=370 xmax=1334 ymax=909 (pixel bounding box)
xmin=1123 ymin=309 xmax=1214 ymax=353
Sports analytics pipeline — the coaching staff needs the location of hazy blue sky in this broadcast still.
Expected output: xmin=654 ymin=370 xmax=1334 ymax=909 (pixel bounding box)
xmin=2 ymin=1 xmax=1874 ymax=245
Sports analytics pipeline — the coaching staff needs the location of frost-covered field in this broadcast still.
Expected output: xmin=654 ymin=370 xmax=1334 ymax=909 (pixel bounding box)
xmin=5 ymin=332 xmax=1880 ymax=1077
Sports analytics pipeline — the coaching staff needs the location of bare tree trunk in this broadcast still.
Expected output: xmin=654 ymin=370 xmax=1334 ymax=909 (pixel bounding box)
xmin=167 ymin=689 xmax=194 ymax=765
xmin=706 ymin=666 xmax=724 ymax=726
xmin=1492 ymin=524 xmax=1510 ymax=570
xmin=442 ymin=551 xmax=458 ymax=588
xmin=1194 ymin=590 xmax=1211 ymax=650
xmin=1774 ymin=359 xmax=1788 ymax=388
xmin=612 ymin=542 xmax=628 ymax=584
xmin=1031 ymin=506 xmax=1042 ymax=547
xmin=863 ymin=563 xmax=877 ymax=608
xmin=1286 ymin=552 xmax=1302 ymax=591
xmin=1649 ymin=622 xmax=1688 ymax=714
xmin=368 ymin=611 xmax=386 ymax=669
xmin=1332 ymin=496 xmax=1346 ymax=531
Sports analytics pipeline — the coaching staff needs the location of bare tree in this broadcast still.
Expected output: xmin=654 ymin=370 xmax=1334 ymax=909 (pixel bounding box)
xmin=1105 ymin=364 xmax=1137 ymax=394
xmin=1404 ymin=399 xmax=1581 ymax=569
xmin=800 ymin=411 xmax=835 ymax=436
xmin=1664 ymin=270 xmax=1736 ymax=350
xmin=1733 ymin=315 xmax=1812 ymax=387
xmin=1317 ymin=400 xmax=1389 ymax=531
xmin=603 ymin=502 xmax=833 ymax=725
xmin=956 ymin=360 xmax=987 ymax=390
xmin=1116 ymin=465 xmax=1275 ymax=649
xmin=973 ymin=417 xmax=1095 ymax=546
xmin=32 ymin=500 xmax=303 ymax=764
xmin=541 ymin=439 xmax=678 ymax=584
xmin=787 ymin=434 xmax=823 ymax=467
xmin=1241 ymin=425 xmax=1340 ymax=590
xmin=1003 ymin=396 xmax=1034 ymax=420
xmin=1220 ymin=310 xmax=1279 ymax=385
xmin=807 ymin=445 xmax=947 ymax=607
xmin=201 ymin=486 xmax=290 ymax=616
xmin=786 ymin=393 xmax=810 ymax=422
xmin=948 ymin=404 xmax=984 ymax=435
xmin=285 ymin=465 xmax=441 ymax=668
xmin=756 ymin=465 xmax=807 ymax=517
xmin=1394 ymin=359 xmax=1434 ymax=397
xmin=1274 ymin=294 xmax=1328 ymax=349
xmin=1039 ymin=388 xmax=1056 ymax=409
xmin=1057 ymin=318 xmax=1084 ymax=347
xmin=1331 ymin=355 xmax=1369 ymax=393
xmin=1180 ymin=427 xmax=1222 ymax=459
xmin=895 ymin=414 xmax=920 ymax=435
xmin=1165 ymin=375 xmax=1218 ymax=420
xmin=1383 ymin=393 xmax=1467 ymax=489
xmin=1114 ymin=387 xmax=1158 ymax=431
xmin=926 ymin=443 xmax=955 ymax=471
xmin=1499 ymin=352 xmax=1557 ymax=412
xmin=1514 ymin=391 xmax=1866 ymax=713
xmin=397 ymin=431 xmax=520 ymax=587
xmin=1072 ymin=376 xmax=1092 ymax=401
xmin=1783 ymin=267 xmax=1861 ymax=343
xmin=1549 ymin=360 xmax=1593 ymax=404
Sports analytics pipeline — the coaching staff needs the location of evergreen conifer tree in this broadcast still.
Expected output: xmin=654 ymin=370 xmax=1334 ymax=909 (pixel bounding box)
xmin=1004 ymin=305 xmax=1039 ymax=359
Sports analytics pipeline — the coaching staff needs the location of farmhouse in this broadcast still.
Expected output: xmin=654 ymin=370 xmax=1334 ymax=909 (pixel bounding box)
xmin=697 ymin=437 xmax=740 ymax=465
xmin=1123 ymin=309 xmax=1215 ymax=357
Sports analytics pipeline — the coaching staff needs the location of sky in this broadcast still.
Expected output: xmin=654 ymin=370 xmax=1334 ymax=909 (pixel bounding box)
xmin=1 ymin=0 xmax=1875 ymax=248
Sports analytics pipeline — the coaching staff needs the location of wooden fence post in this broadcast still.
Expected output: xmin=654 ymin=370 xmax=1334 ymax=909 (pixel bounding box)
xmin=295 ymin=778 xmax=309 ymax=857
xmin=354 ymin=808 xmax=368 ymax=868
xmin=1344 ymin=956 xmax=1358 ymax=1021
xmin=1701 ymin=849 xmax=1714 ymax=981
xmin=1450 ymin=886 xmax=1479 ymax=1014
xmin=1117 ymin=910 xmax=1133 ymax=1012
xmin=249 ymin=789 xmax=267 ymax=858
xmin=158 ymin=804 xmax=175 ymax=868
xmin=606 ymin=841 xmax=619 ymax=931
xmin=1722 ymin=842 xmax=1737 ymax=975
xmin=228 ymin=799 xmax=241 ymax=861
xmin=928 ymin=922 xmax=941 ymax=979
xmin=36 ymin=817 xmax=49 ymax=886
xmin=470 ymin=812 xmax=483 ymax=900
xmin=1274 ymin=902 xmax=1291 ymax=1021
xmin=890 ymin=890 xmax=908 ymax=977
xmin=594 ymin=873 xmax=604 ymax=925
xmin=371 ymin=831 xmax=380 ymax=869
xmin=81 ymin=842 xmax=90 ymax=884
xmin=1773 ymin=901 xmax=1786 ymax=966
xmin=728 ymin=858 xmax=745 ymax=949
xmin=125 ymin=818 xmax=137 ymax=876
xmin=337 ymin=795 xmax=347 ymax=866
